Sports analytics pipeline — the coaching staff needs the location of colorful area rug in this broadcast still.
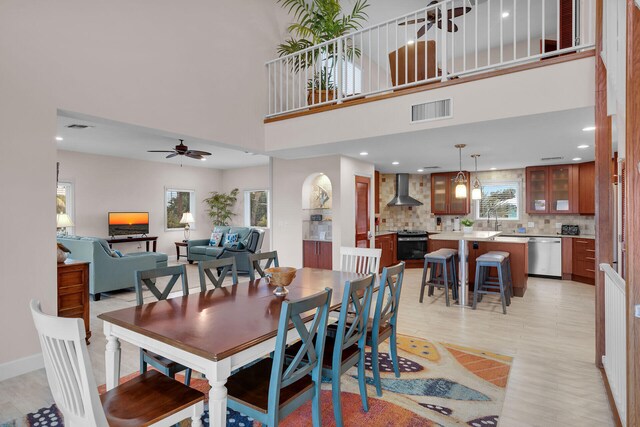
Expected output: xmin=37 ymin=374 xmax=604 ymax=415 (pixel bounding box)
xmin=5 ymin=334 xmax=512 ymax=426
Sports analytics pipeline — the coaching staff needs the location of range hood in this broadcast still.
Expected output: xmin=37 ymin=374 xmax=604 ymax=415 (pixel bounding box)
xmin=387 ymin=174 xmax=423 ymax=207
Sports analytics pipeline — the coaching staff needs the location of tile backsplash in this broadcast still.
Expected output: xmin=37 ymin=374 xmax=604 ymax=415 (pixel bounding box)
xmin=378 ymin=169 xmax=595 ymax=235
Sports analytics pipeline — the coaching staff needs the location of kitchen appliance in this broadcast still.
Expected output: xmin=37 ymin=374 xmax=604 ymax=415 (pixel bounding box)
xmin=561 ymin=224 xmax=580 ymax=235
xmin=396 ymin=230 xmax=428 ymax=260
xmin=387 ymin=174 xmax=423 ymax=207
xmin=528 ymin=237 xmax=562 ymax=277
xmin=436 ymin=217 xmax=442 ymax=231
xmin=310 ymin=214 xmax=323 ymax=221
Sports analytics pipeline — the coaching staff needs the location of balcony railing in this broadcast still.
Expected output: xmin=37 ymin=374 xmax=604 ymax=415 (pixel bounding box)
xmin=266 ymin=0 xmax=595 ymax=118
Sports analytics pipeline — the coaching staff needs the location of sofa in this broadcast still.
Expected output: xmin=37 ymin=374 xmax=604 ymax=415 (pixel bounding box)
xmin=57 ymin=236 xmax=168 ymax=301
xmin=187 ymin=227 xmax=265 ymax=274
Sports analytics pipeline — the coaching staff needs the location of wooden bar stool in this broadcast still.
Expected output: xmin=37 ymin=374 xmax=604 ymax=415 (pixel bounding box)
xmin=473 ymin=253 xmax=510 ymax=314
xmin=420 ymin=249 xmax=458 ymax=306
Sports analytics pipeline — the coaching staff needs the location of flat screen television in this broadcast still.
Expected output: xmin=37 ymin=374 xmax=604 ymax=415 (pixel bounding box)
xmin=108 ymin=212 xmax=149 ymax=237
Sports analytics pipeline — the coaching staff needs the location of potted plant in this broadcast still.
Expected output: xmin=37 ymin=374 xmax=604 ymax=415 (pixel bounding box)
xmin=203 ymin=188 xmax=239 ymax=226
xmin=461 ymin=219 xmax=474 ymax=233
xmin=276 ymin=0 xmax=370 ymax=106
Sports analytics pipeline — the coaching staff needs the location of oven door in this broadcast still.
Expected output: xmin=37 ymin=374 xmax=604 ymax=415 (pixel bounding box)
xmin=397 ymin=237 xmax=428 ymax=260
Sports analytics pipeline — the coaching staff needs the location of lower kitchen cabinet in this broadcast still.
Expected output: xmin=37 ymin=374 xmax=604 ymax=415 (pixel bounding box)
xmin=572 ymin=238 xmax=596 ymax=285
xmin=303 ymin=240 xmax=332 ymax=270
xmin=375 ymin=233 xmax=397 ymax=273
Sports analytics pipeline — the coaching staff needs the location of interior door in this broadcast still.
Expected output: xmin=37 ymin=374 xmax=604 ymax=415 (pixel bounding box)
xmin=355 ymin=176 xmax=370 ymax=248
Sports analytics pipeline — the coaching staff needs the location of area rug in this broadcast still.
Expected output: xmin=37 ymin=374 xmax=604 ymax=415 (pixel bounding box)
xmin=7 ymin=334 xmax=513 ymax=427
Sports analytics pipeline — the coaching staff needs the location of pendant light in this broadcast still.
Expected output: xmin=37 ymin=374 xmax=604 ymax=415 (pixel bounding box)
xmin=454 ymin=144 xmax=467 ymax=199
xmin=471 ymin=154 xmax=482 ymax=200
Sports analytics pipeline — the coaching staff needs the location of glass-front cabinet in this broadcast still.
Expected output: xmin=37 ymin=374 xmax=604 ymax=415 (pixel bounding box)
xmin=430 ymin=172 xmax=470 ymax=215
xmin=526 ymin=166 xmax=549 ymax=213
xmin=526 ymin=164 xmax=579 ymax=214
xmin=431 ymin=174 xmax=448 ymax=214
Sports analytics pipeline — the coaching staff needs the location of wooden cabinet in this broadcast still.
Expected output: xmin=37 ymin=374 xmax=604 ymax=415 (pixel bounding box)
xmin=375 ymin=171 xmax=380 ymax=215
xmin=526 ymin=166 xmax=549 ymax=213
xmin=303 ymin=240 xmax=332 ymax=270
xmin=375 ymin=233 xmax=397 ymax=273
xmin=57 ymin=260 xmax=91 ymax=344
xmin=430 ymin=172 xmax=471 ymax=215
xmin=526 ymin=163 xmax=588 ymax=214
xmin=548 ymin=164 xmax=579 ymax=213
xmin=572 ymin=238 xmax=596 ymax=284
xmin=578 ymin=161 xmax=596 ymax=215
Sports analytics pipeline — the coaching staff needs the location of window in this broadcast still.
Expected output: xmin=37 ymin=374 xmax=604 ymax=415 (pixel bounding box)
xmin=245 ymin=190 xmax=269 ymax=228
xmin=165 ymin=188 xmax=195 ymax=230
xmin=475 ymin=181 xmax=520 ymax=220
xmin=56 ymin=182 xmax=74 ymax=220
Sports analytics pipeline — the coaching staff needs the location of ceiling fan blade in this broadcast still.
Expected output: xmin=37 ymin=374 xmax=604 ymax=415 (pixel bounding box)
xmin=148 ymin=150 xmax=176 ymax=153
xmin=417 ymin=25 xmax=426 ymax=39
xmin=186 ymin=150 xmax=212 ymax=156
xmin=448 ymin=6 xmax=471 ymax=19
xmin=428 ymin=0 xmax=439 ymax=5
xmin=186 ymin=153 xmax=204 ymax=160
xmin=398 ymin=18 xmax=426 ymax=26
xmin=437 ymin=20 xmax=458 ymax=32
xmin=166 ymin=153 xmax=178 ymax=159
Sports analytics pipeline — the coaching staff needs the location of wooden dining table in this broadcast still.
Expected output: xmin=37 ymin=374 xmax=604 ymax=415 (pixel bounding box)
xmin=98 ymin=267 xmax=365 ymax=427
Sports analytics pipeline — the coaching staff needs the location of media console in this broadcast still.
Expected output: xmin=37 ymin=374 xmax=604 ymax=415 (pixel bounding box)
xmin=106 ymin=236 xmax=158 ymax=252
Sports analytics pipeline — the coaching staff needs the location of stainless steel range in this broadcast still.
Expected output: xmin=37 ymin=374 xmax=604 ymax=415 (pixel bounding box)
xmin=396 ymin=230 xmax=428 ymax=260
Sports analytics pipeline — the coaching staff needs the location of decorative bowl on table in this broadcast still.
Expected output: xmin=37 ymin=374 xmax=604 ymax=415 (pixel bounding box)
xmin=264 ymin=267 xmax=296 ymax=296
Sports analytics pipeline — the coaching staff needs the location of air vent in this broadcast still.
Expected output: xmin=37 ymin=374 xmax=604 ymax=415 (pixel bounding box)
xmin=540 ymin=156 xmax=564 ymax=161
xmin=411 ymin=98 xmax=452 ymax=123
xmin=66 ymin=124 xmax=93 ymax=129
xmin=421 ymin=166 xmax=441 ymax=170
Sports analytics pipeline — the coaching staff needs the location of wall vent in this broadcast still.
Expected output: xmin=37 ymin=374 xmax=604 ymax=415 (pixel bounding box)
xmin=66 ymin=124 xmax=93 ymax=129
xmin=411 ymin=98 xmax=452 ymax=123
xmin=421 ymin=166 xmax=441 ymax=170
xmin=540 ymin=156 xmax=564 ymax=161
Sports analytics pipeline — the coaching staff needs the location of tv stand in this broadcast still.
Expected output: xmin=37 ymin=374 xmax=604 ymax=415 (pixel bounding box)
xmin=106 ymin=236 xmax=158 ymax=252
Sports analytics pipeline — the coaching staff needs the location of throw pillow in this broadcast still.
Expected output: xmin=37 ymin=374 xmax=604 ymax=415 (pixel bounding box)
xmin=209 ymin=232 xmax=224 ymax=247
xmin=110 ymin=249 xmax=123 ymax=258
xmin=224 ymin=233 xmax=239 ymax=245
xmin=114 ymin=250 xmax=124 ymax=257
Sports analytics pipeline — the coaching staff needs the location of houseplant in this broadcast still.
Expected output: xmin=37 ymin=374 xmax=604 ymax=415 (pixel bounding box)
xmin=461 ymin=218 xmax=474 ymax=233
xmin=203 ymin=188 xmax=239 ymax=226
xmin=276 ymin=0 xmax=370 ymax=105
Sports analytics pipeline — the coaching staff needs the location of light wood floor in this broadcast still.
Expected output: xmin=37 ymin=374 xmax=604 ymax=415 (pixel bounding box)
xmin=0 ymin=265 xmax=614 ymax=426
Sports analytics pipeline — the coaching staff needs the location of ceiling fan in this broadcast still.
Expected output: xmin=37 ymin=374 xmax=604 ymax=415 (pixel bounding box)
xmin=148 ymin=139 xmax=211 ymax=160
xmin=398 ymin=0 xmax=472 ymax=38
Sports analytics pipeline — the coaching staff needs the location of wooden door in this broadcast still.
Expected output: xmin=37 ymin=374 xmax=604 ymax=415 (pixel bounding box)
xmin=526 ymin=166 xmax=549 ymax=213
xmin=303 ymin=241 xmax=318 ymax=269
xmin=318 ymin=242 xmax=333 ymax=270
xmin=448 ymin=172 xmax=471 ymax=215
xmin=579 ymin=161 xmax=596 ymax=215
xmin=549 ymin=164 xmax=578 ymax=213
xmin=431 ymin=173 xmax=448 ymax=214
xmin=355 ymin=176 xmax=370 ymax=248
xmin=374 ymin=171 xmax=380 ymax=214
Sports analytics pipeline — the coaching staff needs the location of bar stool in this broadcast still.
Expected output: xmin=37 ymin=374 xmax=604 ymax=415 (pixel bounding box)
xmin=473 ymin=253 xmax=510 ymax=314
xmin=485 ymin=250 xmax=513 ymax=300
xmin=420 ymin=249 xmax=458 ymax=307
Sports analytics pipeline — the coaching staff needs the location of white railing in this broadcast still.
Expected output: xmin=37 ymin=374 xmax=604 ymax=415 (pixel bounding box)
xmin=601 ymin=263 xmax=627 ymax=425
xmin=266 ymin=0 xmax=596 ymax=117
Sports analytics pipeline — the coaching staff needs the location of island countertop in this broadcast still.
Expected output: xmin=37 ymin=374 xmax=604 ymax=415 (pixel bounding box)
xmin=429 ymin=231 xmax=502 ymax=241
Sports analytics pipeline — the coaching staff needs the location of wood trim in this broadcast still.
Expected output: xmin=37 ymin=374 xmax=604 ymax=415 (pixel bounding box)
xmin=264 ymin=50 xmax=595 ymax=124
xmin=600 ymin=367 xmax=624 ymax=427
xmin=594 ymin=0 xmax=612 ymax=371
xmin=626 ymin=2 xmax=640 ymax=426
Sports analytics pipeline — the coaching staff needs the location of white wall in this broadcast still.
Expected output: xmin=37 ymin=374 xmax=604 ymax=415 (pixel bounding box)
xmin=57 ymin=150 xmax=222 ymax=254
xmin=221 ymin=165 xmax=271 ymax=251
xmin=0 ymin=0 xmax=289 ymax=369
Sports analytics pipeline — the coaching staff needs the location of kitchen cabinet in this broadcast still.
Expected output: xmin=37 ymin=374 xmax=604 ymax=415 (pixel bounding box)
xmin=58 ymin=260 xmax=91 ymax=344
xmin=430 ymin=172 xmax=470 ymax=215
xmin=375 ymin=171 xmax=380 ymax=215
xmin=572 ymin=238 xmax=595 ymax=285
xmin=578 ymin=161 xmax=596 ymax=215
xmin=525 ymin=164 xmax=581 ymax=214
xmin=375 ymin=233 xmax=397 ymax=273
xmin=303 ymin=240 xmax=332 ymax=270
xmin=525 ymin=166 xmax=549 ymax=213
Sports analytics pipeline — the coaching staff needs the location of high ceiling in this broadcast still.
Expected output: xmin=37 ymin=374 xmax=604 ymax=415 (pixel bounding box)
xmin=56 ymin=112 xmax=269 ymax=170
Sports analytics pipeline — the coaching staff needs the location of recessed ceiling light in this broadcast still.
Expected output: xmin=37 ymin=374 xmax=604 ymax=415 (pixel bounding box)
xmin=490 ymin=167 xmax=497 ymax=170
xmin=582 ymin=126 xmax=596 ymax=132
xmin=360 ymin=152 xmax=368 ymax=156
xmin=200 ymin=158 xmax=207 ymax=161
xmin=572 ymin=157 xmax=583 ymax=161
xmin=417 ymin=169 xmax=424 ymax=172
xmin=502 ymin=11 xmax=510 ymax=18
xmin=55 ymin=136 xmax=63 ymax=141
xmin=407 ymin=40 xmax=415 ymax=45
xmin=577 ymin=144 xmax=589 ymax=149
xmin=392 ymin=161 xmax=399 ymax=165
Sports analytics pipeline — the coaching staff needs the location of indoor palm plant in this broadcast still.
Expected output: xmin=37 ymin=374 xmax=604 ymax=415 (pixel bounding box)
xmin=203 ymin=188 xmax=239 ymax=227
xmin=276 ymin=0 xmax=369 ymax=105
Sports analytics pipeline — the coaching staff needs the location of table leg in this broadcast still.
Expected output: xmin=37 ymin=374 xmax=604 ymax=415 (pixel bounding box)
xmin=105 ymin=333 xmax=121 ymax=390
xmin=146 ymin=241 xmax=150 ymax=251
xmin=153 ymin=241 xmax=157 ymax=252
xmin=176 ymin=244 xmax=181 ymax=261
xmin=458 ymin=239 xmax=469 ymax=307
xmin=207 ymin=360 xmax=231 ymax=427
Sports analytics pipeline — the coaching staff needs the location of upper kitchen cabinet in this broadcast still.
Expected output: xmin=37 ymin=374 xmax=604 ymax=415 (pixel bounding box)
xmin=548 ymin=164 xmax=579 ymax=214
xmin=375 ymin=171 xmax=380 ymax=214
xmin=526 ymin=162 xmax=593 ymax=215
xmin=431 ymin=172 xmax=470 ymax=215
xmin=578 ymin=161 xmax=596 ymax=215
xmin=525 ymin=166 xmax=550 ymax=213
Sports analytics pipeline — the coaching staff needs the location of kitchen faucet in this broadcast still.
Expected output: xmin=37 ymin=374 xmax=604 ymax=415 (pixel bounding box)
xmin=486 ymin=206 xmax=501 ymax=231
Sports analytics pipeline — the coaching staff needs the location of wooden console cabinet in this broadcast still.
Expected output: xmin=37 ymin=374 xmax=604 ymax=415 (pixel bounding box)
xmin=303 ymin=240 xmax=332 ymax=270
xmin=375 ymin=233 xmax=397 ymax=273
xmin=57 ymin=260 xmax=91 ymax=343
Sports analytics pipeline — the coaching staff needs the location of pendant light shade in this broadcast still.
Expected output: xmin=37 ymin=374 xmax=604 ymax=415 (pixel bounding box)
xmin=471 ymin=154 xmax=482 ymax=200
xmin=453 ymin=144 xmax=467 ymax=199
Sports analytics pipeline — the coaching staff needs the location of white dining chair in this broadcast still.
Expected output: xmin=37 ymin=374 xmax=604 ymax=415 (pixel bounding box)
xmin=340 ymin=246 xmax=382 ymax=275
xmin=29 ymin=300 xmax=205 ymax=427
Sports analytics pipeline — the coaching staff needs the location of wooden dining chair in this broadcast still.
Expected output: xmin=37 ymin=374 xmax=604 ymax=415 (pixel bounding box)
xmin=248 ymin=250 xmax=279 ymax=282
xmin=198 ymin=257 xmax=239 ymax=291
xmin=368 ymin=261 xmax=405 ymax=396
xmin=340 ymin=246 xmax=382 ymax=274
xmin=135 ymin=265 xmax=193 ymax=385
xmin=225 ymin=288 xmax=333 ymax=427
xmin=30 ymin=300 xmax=205 ymax=427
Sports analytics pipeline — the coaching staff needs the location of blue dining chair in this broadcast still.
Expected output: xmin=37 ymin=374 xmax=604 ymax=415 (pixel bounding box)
xmin=248 ymin=250 xmax=279 ymax=282
xmin=134 ymin=265 xmax=192 ymax=386
xmin=225 ymin=288 xmax=332 ymax=427
xmin=198 ymin=257 xmax=239 ymax=291
xmin=368 ymin=262 xmax=405 ymax=396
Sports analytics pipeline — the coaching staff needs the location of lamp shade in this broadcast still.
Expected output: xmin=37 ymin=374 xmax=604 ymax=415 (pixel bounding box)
xmin=455 ymin=183 xmax=467 ymax=199
xmin=471 ymin=187 xmax=482 ymax=200
xmin=56 ymin=213 xmax=74 ymax=228
xmin=180 ymin=212 xmax=195 ymax=224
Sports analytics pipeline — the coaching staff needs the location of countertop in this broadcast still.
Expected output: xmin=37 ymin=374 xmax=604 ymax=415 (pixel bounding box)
xmin=303 ymin=239 xmax=332 ymax=242
xmin=429 ymin=231 xmax=502 ymax=241
xmin=375 ymin=231 xmax=397 ymax=237
xmin=502 ymin=232 xmax=595 ymax=240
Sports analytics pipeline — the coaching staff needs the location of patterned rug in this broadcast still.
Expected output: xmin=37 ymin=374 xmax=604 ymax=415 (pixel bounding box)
xmin=4 ymin=334 xmax=512 ymax=427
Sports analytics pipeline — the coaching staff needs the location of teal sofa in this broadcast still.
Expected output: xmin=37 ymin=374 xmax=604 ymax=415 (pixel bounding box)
xmin=57 ymin=236 xmax=168 ymax=301
xmin=187 ymin=227 xmax=265 ymax=274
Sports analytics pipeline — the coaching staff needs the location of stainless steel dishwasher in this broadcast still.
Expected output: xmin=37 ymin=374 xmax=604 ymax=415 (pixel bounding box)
xmin=528 ymin=237 xmax=562 ymax=277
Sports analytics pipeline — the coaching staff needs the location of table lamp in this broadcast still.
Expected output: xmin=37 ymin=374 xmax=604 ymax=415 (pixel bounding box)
xmin=180 ymin=212 xmax=195 ymax=241
xmin=56 ymin=213 xmax=74 ymax=236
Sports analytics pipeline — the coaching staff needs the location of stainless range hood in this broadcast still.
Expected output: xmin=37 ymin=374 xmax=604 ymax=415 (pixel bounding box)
xmin=387 ymin=174 xmax=423 ymax=207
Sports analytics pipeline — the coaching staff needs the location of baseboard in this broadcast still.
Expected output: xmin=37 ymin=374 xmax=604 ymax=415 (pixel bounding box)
xmin=0 ymin=353 xmax=44 ymax=382
xmin=599 ymin=367 xmax=623 ymax=427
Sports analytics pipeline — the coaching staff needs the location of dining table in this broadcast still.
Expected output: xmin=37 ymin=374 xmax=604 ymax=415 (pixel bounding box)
xmin=98 ymin=267 xmax=365 ymax=427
